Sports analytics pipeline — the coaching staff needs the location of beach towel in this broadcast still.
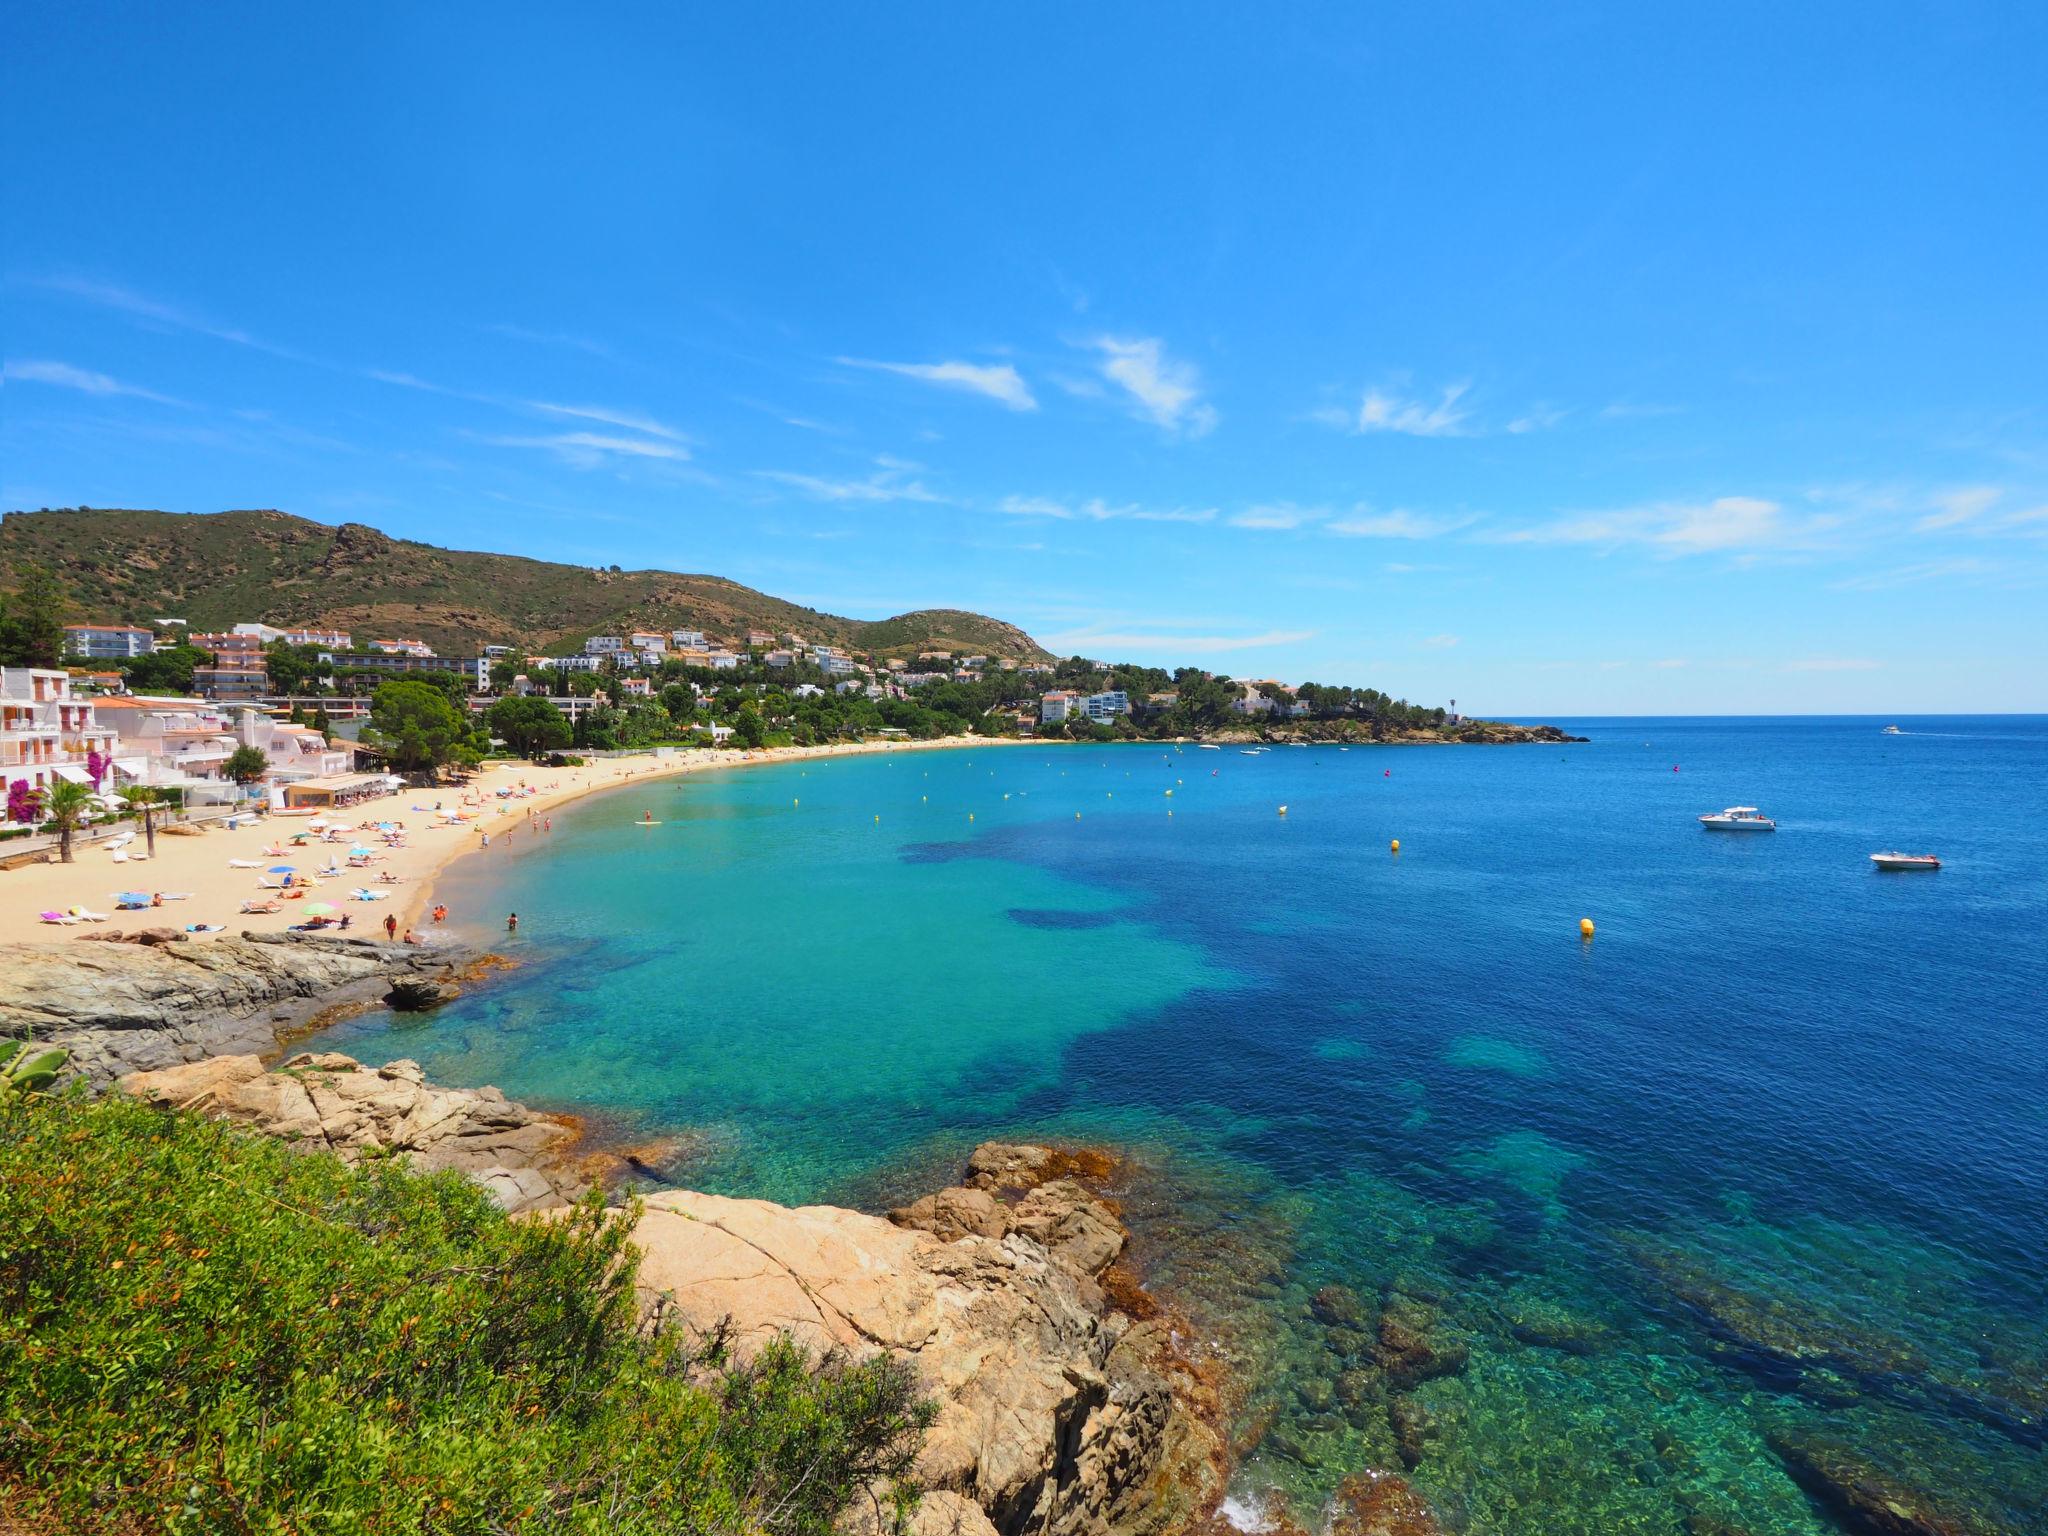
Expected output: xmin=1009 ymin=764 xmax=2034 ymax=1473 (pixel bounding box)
xmin=185 ymin=923 xmax=224 ymax=933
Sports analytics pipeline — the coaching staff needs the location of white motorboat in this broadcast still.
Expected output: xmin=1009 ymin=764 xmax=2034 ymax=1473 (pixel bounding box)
xmin=1882 ymin=724 xmax=1903 ymax=735
xmin=1870 ymin=851 xmax=1940 ymax=870
xmin=1699 ymin=806 xmax=1776 ymax=831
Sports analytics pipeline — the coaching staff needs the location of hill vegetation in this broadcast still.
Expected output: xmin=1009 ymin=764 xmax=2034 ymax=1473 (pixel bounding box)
xmin=0 ymin=507 xmax=1049 ymax=661
xmin=0 ymin=1088 xmax=932 ymax=1534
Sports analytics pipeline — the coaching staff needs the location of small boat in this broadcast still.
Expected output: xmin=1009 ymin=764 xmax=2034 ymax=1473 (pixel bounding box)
xmin=1699 ymin=806 xmax=1777 ymax=831
xmin=1870 ymin=851 xmax=1940 ymax=870
xmin=1882 ymin=725 xmax=1903 ymax=735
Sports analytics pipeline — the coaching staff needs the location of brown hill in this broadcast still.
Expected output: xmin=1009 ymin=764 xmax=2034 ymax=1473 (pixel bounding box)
xmin=0 ymin=507 xmax=1049 ymax=660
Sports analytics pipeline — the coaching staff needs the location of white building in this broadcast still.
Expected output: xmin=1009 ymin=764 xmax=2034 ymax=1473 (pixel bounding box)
xmin=63 ymin=624 xmax=156 ymax=659
xmin=539 ymin=654 xmax=604 ymax=674
xmin=369 ymin=638 xmax=435 ymax=658
xmin=818 ymin=653 xmax=854 ymax=676
xmin=671 ymin=629 xmax=708 ymax=650
xmin=1084 ymin=690 xmax=1130 ymax=721
xmin=706 ymin=650 xmax=741 ymax=670
xmin=583 ymin=636 xmax=627 ymax=657
xmin=2 ymin=669 xmax=136 ymax=800
xmin=628 ymin=632 xmax=668 ymax=654
xmin=233 ymin=623 xmax=353 ymax=649
xmin=1040 ymin=690 xmax=1083 ymax=723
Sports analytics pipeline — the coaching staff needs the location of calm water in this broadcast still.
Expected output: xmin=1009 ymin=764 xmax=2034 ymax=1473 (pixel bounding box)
xmin=305 ymin=719 xmax=2048 ymax=1534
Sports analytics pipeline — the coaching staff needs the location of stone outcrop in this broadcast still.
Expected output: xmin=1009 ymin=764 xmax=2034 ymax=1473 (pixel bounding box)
xmin=633 ymin=1143 xmax=1226 ymax=1536
xmin=119 ymin=1052 xmax=586 ymax=1214
xmin=0 ymin=932 xmax=479 ymax=1083
xmin=1765 ymin=1430 xmax=2015 ymax=1536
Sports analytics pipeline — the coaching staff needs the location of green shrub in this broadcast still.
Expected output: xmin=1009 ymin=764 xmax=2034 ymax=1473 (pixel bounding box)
xmin=0 ymin=1093 xmax=934 ymax=1533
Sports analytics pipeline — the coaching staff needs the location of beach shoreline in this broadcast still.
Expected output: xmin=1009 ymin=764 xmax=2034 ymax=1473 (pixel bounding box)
xmin=0 ymin=734 xmax=1020 ymax=949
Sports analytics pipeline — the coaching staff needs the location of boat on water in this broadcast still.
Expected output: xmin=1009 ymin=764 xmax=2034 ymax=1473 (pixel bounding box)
xmin=1883 ymin=724 xmax=1903 ymax=735
xmin=1871 ymin=851 xmax=1940 ymax=870
xmin=1699 ymin=806 xmax=1777 ymax=831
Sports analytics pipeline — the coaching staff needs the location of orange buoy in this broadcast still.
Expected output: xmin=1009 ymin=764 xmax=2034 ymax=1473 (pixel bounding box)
xmin=1580 ymin=917 xmax=1595 ymax=938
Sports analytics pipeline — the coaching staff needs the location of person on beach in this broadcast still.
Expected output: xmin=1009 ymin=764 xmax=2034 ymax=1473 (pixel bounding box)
xmin=432 ymin=903 xmax=447 ymax=923
xmin=384 ymin=913 xmax=398 ymax=940
xmin=402 ymin=928 xmax=421 ymax=945
xmin=506 ymin=912 xmax=519 ymax=932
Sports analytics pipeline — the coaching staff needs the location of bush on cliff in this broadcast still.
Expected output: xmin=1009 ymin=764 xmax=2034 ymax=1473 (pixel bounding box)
xmin=0 ymin=1092 xmax=935 ymax=1534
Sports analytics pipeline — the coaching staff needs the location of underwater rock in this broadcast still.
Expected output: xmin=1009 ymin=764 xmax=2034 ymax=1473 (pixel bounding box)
xmin=383 ymin=976 xmax=458 ymax=1011
xmin=1373 ymin=1296 xmax=1469 ymax=1390
xmin=1387 ymin=1395 xmax=1438 ymax=1469
xmin=1765 ymin=1429 xmax=2012 ymax=1536
xmin=1502 ymin=1291 xmax=1610 ymax=1355
xmin=1326 ymin=1472 xmax=1448 ymax=1536
xmin=1335 ymin=1364 xmax=1387 ymax=1428
xmin=1295 ymin=1377 xmax=1335 ymax=1414
xmin=1311 ymin=1283 xmax=1373 ymax=1331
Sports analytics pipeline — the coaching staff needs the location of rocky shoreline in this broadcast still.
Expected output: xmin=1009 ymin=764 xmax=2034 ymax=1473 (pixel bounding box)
xmin=6 ymin=931 xmax=1235 ymax=1536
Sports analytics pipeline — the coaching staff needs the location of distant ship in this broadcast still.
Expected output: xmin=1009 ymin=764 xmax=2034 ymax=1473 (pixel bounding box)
xmin=1699 ymin=806 xmax=1777 ymax=831
xmin=1870 ymin=851 xmax=1940 ymax=870
xmin=1883 ymin=724 xmax=1903 ymax=735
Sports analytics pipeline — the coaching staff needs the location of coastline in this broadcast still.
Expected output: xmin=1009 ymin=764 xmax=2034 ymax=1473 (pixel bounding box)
xmin=0 ymin=734 xmax=1017 ymax=949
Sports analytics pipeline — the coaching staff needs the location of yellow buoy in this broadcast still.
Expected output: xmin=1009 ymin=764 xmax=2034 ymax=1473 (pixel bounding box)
xmin=1278 ymin=804 xmax=1289 ymax=816
xmin=969 ymin=813 xmax=975 ymax=822
xmin=1580 ymin=917 xmax=1595 ymax=938
xmin=1391 ymin=838 xmax=1400 ymax=852
xmin=793 ymin=798 xmax=799 ymax=807
xmin=874 ymin=814 xmax=880 ymax=822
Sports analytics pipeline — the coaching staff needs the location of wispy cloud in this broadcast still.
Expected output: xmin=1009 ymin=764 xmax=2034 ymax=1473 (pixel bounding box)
xmin=1084 ymin=336 xmax=1216 ymax=437
xmin=1916 ymin=485 xmax=2002 ymax=532
xmin=1507 ymin=404 xmax=1568 ymax=434
xmin=484 ymin=322 xmax=613 ymax=358
xmin=1600 ymin=400 xmax=1684 ymax=420
xmin=1652 ymin=658 xmax=1689 ymax=669
xmin=1042 ymin=627 xmax=1314 ymax=655
xmin=1420 ymin=634 xmax=1460 ymax=649
xmin=1320 ymin=381 xmax=1472 ymax=438
xmin=1828 ymin=557 xmax=1997 ymax=591
xmin=1490 ymin=495 xmax=1786 ymax=555
xmin=33 ymin=274 xmax=297 ymax=357
xmin=1229 ymin=503 xmax=1321 ymax=530
xmin=530 ymin=401 xmax=685 ymax=441
xmin=837 ymin=357 xmax=1037 ymax=411
xmin=755 ymin=458 xmax=943 ymax=503
xmin=1783 ymin=657 xmax=1881 ymax=672
xmin=998 ymin=494 xmax=1214 ymax=524
xmin=485 ymin=432 xmax=690 ymax=467
xmin=1326 ymin=508 xmax=1479 ymax=539
xmin=2 ymin=358 xmax=186 ymax=406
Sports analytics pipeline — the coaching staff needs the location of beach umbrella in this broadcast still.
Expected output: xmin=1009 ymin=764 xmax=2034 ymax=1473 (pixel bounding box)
xmin=268 ymin=865 xmax=296 ymax=874
xmin=115 ymin=891 xmax=149 ymax=905
xmin=300 ymin=902 xmax=339 ymax=917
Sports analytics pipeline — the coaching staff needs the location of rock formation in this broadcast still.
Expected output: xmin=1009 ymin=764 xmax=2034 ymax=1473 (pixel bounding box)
xmin=0 ymin=931 xmax=479 ymax=1083
xmin=630 ymin=1143 xmax=1227 ymax=1536
xmin=119 ymin=1052 xmax=586 ymax=1214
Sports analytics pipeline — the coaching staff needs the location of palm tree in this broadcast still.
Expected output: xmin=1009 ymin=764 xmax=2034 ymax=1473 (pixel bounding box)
xmin=39 ymin=779 xmax=96 ymax=865
xmin=118 ymin=784 xmax=168 ymax=858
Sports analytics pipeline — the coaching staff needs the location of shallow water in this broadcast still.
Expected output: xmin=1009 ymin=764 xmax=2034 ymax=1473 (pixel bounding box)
xmin=304 ymin=719 xmax=2048 ymax=1534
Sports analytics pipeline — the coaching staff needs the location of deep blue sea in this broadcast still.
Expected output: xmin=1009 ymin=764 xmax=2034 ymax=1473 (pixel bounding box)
xmin=304 ymin=717 xmax=2048 ymax=1534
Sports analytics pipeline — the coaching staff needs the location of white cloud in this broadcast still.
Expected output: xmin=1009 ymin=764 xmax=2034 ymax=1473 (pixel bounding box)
xmin=1324 ymin=381 xmax=1472 ymax=438
xmin=1507 ymin=404 xmax=1568 ymax=434
xmin=35 ymin=275 xmax=294 ymax=357
xmin=1916 ymin=485 xmax=2001 ymax=532
xmin=1783 ymin=658 xmax=1881 ymax=672
xmin=1229 ymin=503 xmax=1321 ymax=530
xmin=1421 ymin=634 xmax=1460 ymax=649
xmin=837 ymin=357 xmax=1037 ymax=411
xmin=1829 ymin=557 xmax=1996 ymax=591
xmin=530 ymin=401 xmax=685 ymax=441
xmin=487 ymin=432 xmax=690 ymax=466
xmin=1652 ymin=658 xmax=1689 ymax=669
xmin=2 ymin=358 xmax=184 ymax=406
xmin=1042 ymin=628 xmax=1314 ymax=655
xmin=756 ymin=460 xmax=942 ymax=503
xmin=998 ymin=494 xmax=1214 ymax=524
xmin=1085 ymin=336 xmax=1216 ymax=436
xmin=1326 ymin=509 xmax=1478 ymax=539
xmin=1492 ymin=496 xmax=1784 ymax=555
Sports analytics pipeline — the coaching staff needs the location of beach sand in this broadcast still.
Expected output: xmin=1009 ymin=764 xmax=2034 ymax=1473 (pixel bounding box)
xmin=0 ymin=735 xmax=1012 ymax=948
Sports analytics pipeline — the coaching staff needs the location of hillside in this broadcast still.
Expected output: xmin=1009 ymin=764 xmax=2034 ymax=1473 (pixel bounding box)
xmin=0 ymin=507 xmax=1050 ymax=660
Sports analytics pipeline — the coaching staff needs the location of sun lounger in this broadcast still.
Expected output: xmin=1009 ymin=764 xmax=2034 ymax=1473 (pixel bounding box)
xmin=240 ymin=899 xmax=282 ymax=914
xmin=255 ymin=877 xmax=284 ymax=889
xmin=110 ymin=849 xmax=129 ymax=863
xmin=349 ymin=889 xmax=390 ymax=901
xmin=69 ymin=908 xmax=110 ymax=922
xmin=229 ymin=858 xmax=265 ymax=868
xmin=38 ymin=911 xmax=79 ymax=925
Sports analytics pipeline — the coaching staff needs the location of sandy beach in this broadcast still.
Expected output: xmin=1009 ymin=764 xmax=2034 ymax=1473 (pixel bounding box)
xmin=0 ymin=735 xmax=1012 ymax=949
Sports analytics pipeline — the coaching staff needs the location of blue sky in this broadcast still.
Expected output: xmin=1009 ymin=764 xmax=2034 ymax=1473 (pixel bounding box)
xmin=5 ymin=3 xmax=2045 ymax=713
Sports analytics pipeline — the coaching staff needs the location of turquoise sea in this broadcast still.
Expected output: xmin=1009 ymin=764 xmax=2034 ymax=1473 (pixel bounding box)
xmin=303 ymin=718 xmax=2048 ymax=1535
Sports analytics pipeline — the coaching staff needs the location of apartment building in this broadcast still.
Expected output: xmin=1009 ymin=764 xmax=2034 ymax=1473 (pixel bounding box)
xmin=62 ymin=624 xmax=156 ymax=659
